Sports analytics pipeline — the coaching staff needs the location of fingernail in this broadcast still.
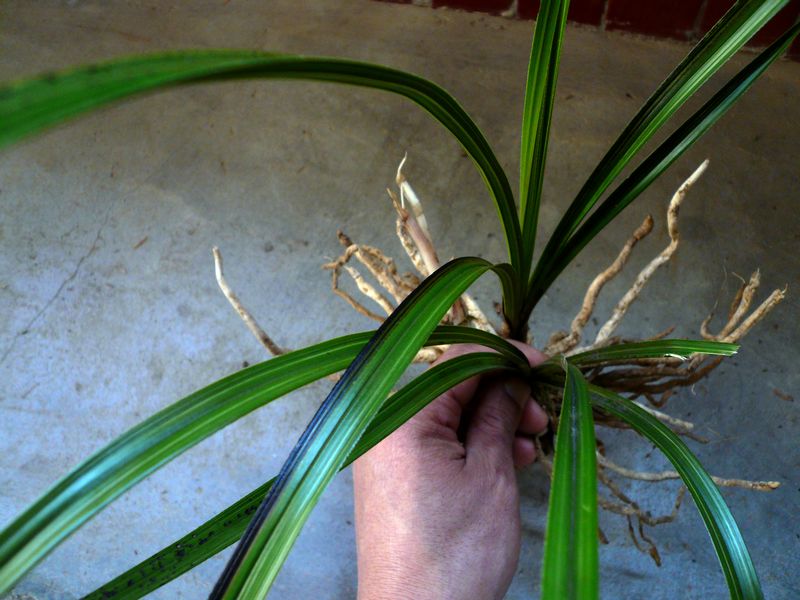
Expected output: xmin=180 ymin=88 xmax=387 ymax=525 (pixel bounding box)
xmin=504 ymin=378 xmax=530 ymax=406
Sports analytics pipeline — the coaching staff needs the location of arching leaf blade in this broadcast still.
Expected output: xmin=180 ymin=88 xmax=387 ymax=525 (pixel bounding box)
xmin=589 ymin=385 xmax=763 ymax=599
xmin=84 ymin=352 xmax=521 ymax=600
xmin=0 ymin=324 xmax=522 ymax=593
xmin=0 ymin=332 xmax=369 ymax=593
xmin=0 ymin=51 xmax=523 ymax=275
xmin=210 ymin=258 xmax=508 ymax=598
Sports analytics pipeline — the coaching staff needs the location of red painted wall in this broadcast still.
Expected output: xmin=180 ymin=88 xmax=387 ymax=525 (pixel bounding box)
xmin=377 ymin=0 xmax=800 ymax=60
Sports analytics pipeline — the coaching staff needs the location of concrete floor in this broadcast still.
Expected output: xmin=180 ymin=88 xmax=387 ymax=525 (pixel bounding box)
xmin=1 ymin=1 xmax=798 ymax=598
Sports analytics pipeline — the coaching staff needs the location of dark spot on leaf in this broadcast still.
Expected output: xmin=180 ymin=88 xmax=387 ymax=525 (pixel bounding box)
xmin=198 ymin=530 xmax=215 ymax=545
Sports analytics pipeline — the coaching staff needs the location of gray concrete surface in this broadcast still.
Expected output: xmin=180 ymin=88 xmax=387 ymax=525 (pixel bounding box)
xmin=1 ymin=1 xmax=798 ymax=598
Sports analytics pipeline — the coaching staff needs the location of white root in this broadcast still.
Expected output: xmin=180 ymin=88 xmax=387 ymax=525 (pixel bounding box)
xmin=342 ymin=264 xmax=396 ymax=316
xmin=720 ymin=287 xmax=785 ymax=342
xmin=597 ymin=453 xmax=780 ymax=491
xmin=547 ymin=215 xmax=654 ymax=356
xmin=212 ymin=246 xmax=285 ymax=356
xmin=594 ymin=160 xmax=709 ymax=346
xmin=632 ymin=401 xmax=695 ymax=431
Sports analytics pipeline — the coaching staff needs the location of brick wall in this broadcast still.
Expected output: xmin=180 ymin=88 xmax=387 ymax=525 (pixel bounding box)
xmin=376 ymin=0 xmax=800 ymax=60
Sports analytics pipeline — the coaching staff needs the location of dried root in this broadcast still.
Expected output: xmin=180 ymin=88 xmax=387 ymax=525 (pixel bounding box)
xmin=563 ymin=161 xmax=784 ymax=406
xmin=319 ymin=155 xmax=497 ymax=363
xmin=700 ymin=269 xmax=787 ymax=344
xmin=597 ymin=453 xmax=779 ymax=491
xmin=213 ymin=246 xmax=286 ymax=356
xmin=544 ymin=214 xmax=654 ymax=356
xmin=594 ymin=161 xmax=709 ymax=347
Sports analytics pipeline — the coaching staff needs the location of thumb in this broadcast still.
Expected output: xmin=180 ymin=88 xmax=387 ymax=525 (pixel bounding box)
xmin=464 ymin=377 xmax=529 ymax=467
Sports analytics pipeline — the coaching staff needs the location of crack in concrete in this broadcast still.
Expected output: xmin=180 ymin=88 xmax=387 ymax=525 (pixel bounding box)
xmin=0 ymin=204 xmax=115 ymax=368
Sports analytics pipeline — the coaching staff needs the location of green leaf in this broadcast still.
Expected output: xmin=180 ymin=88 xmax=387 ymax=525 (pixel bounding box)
xmin=519 ymin=0 xmax=570 ymax=275
xmin=527 ymin=21 xmax=800 ymax=307
xmin=429 ymin=325 xmax=530 ymax=367
xmin=210 ymin=257 xmax=506 ymax=598
xmin=531 ymin=340 xmax=738 ymax=388
xmin=568 ymin=339 xmax=739 ymax=365
xmin=589 ymin=385 xmax=763 ymax=599
xmin=0 ymin=50 xmax=524 ymax=277
xmin=0 ymin=324 xmax=522 ymax=594
xmin=528 ymin=0 xmax=790 ymax=307
xmin=85 ymin=351 xmax=521 ymax=600
xmin=541 ymin=361 xmax=597 ymax=600
xmin=0 ymin=332 xmax=365 ymax=593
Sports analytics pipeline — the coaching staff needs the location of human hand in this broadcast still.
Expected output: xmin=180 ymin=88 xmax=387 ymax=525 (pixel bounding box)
xmin=353 ymin=342 xmax=549 ymax=600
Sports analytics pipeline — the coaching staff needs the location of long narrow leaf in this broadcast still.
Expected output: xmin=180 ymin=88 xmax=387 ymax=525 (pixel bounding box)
xmin=211 ymin=257 xmax=505 ymax=598
xmin=0 ymin=333 xmax=366 ymax=593
xmin=589 ymin=385 xmax=763 ymax=599
xmin=541 ymin=361 xmax=597 ymax=600
xmin=85 ymin=352 xmax=521 ymax=600
xmin=527 ymin=22 xmax=800 ymax=307
xmin=0 ymin=51 xmax=524 ymax=275
xmin=0 ymin=325 xmax=522 ymax=593
xmin=569 ymin=339 xmax=739 ymax=365
xmin=529 ymin=0 xmax=789 ymax=305
xmin=519 ymin=0 xmax=570 ymax=274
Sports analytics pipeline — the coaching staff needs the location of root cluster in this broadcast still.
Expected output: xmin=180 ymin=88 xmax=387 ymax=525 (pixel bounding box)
xmin=211 ymin=156 xmax=783 ymax=565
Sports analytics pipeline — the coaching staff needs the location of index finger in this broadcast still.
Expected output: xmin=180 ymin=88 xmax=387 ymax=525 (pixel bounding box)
xmin=431 ymin=340 xmax=548 ymax=408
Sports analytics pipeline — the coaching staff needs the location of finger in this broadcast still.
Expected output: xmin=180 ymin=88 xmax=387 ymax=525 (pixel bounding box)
xmin=465 ymin=376 xmax=529 ymax=466
xmin=507 ymin=339 xmax=548 ymax=368
xmin=513 ymin=436 xmax=537 ymax=469
xmin=431 ymin=343 xmax=491 ymax=408
xmin=517 ymin=398 xmax=549 ymax=436
xmin=415 ymin=343 xmax=490 ymax=433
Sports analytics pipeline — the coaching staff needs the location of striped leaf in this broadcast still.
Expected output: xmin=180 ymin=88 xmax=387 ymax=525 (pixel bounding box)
xmin=569 ymin=339 xmax=739 ymax=365
xmin=541 ymin=361 xmax=598 ymax=600
xmin=210 ymin=258 xmax=508 ymax=598
xmin=528 ymin=0 xmax=790 ymax=310
xmin=0 ymin=324 xmax=522 ymax=593
xmin=85 ymin=352 xmax=521 ymax=600
xmin=518 ymin=0 xmax=570 ymax=279
xmin=590 ymin=385 xmax=763 ymax=599
xmin=527 ymin=21 xmax=800 ymax=307
xmin=0 ymin=51 xmax=524 ymax=278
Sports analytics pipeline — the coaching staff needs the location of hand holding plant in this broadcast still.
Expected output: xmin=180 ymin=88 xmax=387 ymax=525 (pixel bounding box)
xmin=354 ymin=343 xmax=548 ymax=600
